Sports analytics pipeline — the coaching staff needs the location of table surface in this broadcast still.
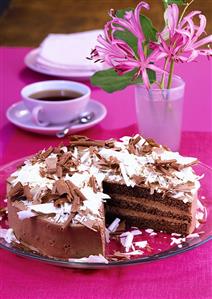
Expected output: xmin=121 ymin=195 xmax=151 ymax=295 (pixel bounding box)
xmin=0 ymin=47 xmax=212 ymax=299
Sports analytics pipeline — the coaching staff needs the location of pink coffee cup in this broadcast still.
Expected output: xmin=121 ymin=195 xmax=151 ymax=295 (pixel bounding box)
xmin=21 ymin=80 xmax=90 ymax=126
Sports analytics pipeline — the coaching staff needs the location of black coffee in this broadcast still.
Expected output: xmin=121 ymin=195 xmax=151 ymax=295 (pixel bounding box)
xmin=29 ymin=90 xmax=83 ymax=101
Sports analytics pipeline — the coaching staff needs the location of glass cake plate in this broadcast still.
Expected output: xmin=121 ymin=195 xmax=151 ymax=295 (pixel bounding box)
xmin=0 ymin=157 xmax=211 ymax=269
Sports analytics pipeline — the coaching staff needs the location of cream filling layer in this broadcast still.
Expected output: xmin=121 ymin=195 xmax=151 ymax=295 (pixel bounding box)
xmin=108 ymin=206 xmax=191 ymax=224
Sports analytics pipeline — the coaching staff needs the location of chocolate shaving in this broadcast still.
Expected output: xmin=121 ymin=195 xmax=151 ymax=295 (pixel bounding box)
xmin=54 ymin=197 xmax=68 ymax=207
xmin=182 ymin=160 xmax=198 ymax=168
xmin=75 ymin=215 xmax=98 ymax=232
xmin=39 ymin=167 xmax=46 ymax=177
xmin=128 ymin=143 xmax=136 ymax=155
xmin=61 ymin=213 xmax=74 ymax=230
xmin=45 ymin=157 xmax=57 ymax=174
xmin=46 ymin=174 xmax=55 ymax=180
xmin=23 ymin=185 xmax=33 ymax=201
xmin=146 ymin=138 xmax=160 ymax=148
xmin=157 ymin=165 xmax=171 ymax=176
xmin=56 ymin=165 xmax=63 ymax=178
xmin=88 ymin=176 xmax=98 ymax=193
xmin=58 ymin=152 xmax=72 ymax=166
xmin=60 ymin=180 xmax=87 ymax=229
xmin=53 ymin=142 xmax=64 ymax=154
xmin=132 ymin=175 xmax=145 ymax=186
xmin=105 ymin=139 xmax=115 ymax=148
xmin=69 ymin=140 xmax=105 ymax=148
xmin=71 ymin=196 xmax=81 ymax=213
xmin=0 ymin=207 xmax=8 ymax=219
xmin=131 ymin=135 xmax=141 ymax=145
xmin=173 ymin=182 xmax=195 ymax=191
xmin=127 ymin=136 xmax=142 ymax=155
xmin=170 ymin=160 xmax=198 ymax=171
xmin=41 ymin=189 xmax=59 ymax=203
xmin=74 ymin=187 xmax=87 ymax=202
xmin=61 ymin=194 xmax=81 ymax=229
xmin=140 ymin=144 xmax=153 ymax=155
xmin=53 ymin=179 xmax=70 ymax=196
xmin=39 ymin=147 xmax=54 ymax=160
xmin=8 ymin=182 xmax=25 ymax=201
xmin=156 ymin=159 xmax=177 ymax=165
xmin=162 ymin=145 xmax=170 ymax=151
xmin=31 ymin=147 xmax=54 ymax=164
xmin=69 ymin=135 xmax=90 ymax=142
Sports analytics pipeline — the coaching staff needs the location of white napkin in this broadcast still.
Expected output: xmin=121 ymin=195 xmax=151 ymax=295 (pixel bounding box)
xmin=37 ymin=30 xmax=104 ymax=71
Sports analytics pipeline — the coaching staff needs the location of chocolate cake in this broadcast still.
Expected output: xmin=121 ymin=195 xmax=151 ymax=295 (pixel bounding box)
xmin=6 ymin=135 xmax=201 ymax=259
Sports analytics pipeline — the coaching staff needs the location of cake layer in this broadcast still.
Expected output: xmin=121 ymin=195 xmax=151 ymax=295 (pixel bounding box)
xmin=107 ymin=194 xmax=192 ymax=222
xmin=107 ymin=206 xmax=195 ymax=235
xmin=103 ymin=181 xmax=191 ymax=212
xmin=8 ymin=199 xmax=105 ymax=259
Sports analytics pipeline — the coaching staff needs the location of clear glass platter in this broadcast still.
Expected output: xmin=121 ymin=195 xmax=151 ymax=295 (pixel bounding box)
xmin=0 ymin=157 xmax=211 ymax=269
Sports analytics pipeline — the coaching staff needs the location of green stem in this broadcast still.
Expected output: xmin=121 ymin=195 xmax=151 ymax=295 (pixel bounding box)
xmin=167 ymin=59 xmax=175 ymax=89
xmin=162 ymin=0 xmax=168 ymax=10
xmin=143 ymin=43 xmax=148 ymax=58
xmin=160 ymin=57 xmax=169 ymax=89
xmin=179 ymin=0 xmax=194 ymax=23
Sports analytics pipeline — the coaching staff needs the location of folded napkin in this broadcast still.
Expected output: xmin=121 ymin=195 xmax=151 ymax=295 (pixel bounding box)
xmin=37 ymin=30 xmax=105 ymax=71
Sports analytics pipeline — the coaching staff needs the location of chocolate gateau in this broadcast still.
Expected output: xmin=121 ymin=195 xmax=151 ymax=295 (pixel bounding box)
xmin=6 ymin=135 xmax=201 ymax=259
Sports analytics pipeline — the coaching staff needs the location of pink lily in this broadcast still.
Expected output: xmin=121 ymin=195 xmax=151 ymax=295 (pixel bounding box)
xmin=90 ymin=1 xmax=165 ymax=88
xmin=108 ymin=1 xmax=149 ymax=43
xmin=152 ymin=4 xmax=212 ymax=63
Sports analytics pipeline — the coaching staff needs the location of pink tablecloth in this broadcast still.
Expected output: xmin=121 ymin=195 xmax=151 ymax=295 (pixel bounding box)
xmin=0 ymin=47 xmax=212 ymax=299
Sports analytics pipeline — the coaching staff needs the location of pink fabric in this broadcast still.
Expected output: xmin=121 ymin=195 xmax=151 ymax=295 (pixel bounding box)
xmin=0 ymin=47 xmax=212 ymax=299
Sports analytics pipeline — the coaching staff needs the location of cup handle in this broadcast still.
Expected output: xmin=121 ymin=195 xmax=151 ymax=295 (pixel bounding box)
xmin=32 ymin=106 xmax=49 ymax=127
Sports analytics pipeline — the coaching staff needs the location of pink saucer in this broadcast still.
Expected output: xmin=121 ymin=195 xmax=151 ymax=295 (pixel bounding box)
xmin=6 ymin=100 xmax=107 ymax=135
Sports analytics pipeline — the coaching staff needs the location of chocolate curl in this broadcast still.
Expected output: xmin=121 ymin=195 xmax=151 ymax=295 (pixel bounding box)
xmin=88 ymin=175 xmax=98 ymax=193
xmin=8 ymin=182 xmax=25 ymax=201
xmin=131 ymin=135 xmax=141 ymax=145
xmin=23 ymin=185 xmax=33 ymax=201
xmin=155 ymin=159 xmax=177 ymax=165
xmin=45 ymin=156 xmax=58 ymax=174
xmin=37 ymin=147 xmax=54 ymax=160
xmin=56 ymin=165 xmax=63 ymax=178
xmin=58 ymin=152 xmax=72 ymax=166
xmin=171 ymin=160 xmax=198 ymax=171
xmin=128 ymin=135 xmax=142 ymax=154
xmin=0 ymin=207 xmax=8 ymax=219
xmin=146 ymin=138 xmax=160 ymax=148
xmin=53 ymin=179 xmax=70 ymax=196
xmin=69 ymin=135 xmax=90 ymax=141
xmin=61 ymin=195 xmax=81 ymax=230
xmin=69 ymin=140 xmax=106 ymax=148
xmin=61 ymin=180 xmax=87 ymax=230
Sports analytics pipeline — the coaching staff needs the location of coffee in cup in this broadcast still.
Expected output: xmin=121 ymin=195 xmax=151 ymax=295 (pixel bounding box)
xmin=21 ymin=80 xmax=90 ymax=126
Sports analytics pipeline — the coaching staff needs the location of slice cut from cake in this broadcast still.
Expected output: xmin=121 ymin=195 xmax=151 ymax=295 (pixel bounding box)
xmin=7 ymin=135 xmax=202 ymax=259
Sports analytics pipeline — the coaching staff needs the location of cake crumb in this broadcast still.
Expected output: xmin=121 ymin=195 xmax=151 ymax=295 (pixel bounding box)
xmin=186 ymin=233 xmax=200 ymax=239
xmin=68 ymin=254 xmax=109 ymax=264
xmin=134 ymin=241 xmax=148 ymax=249
xmin=145 ymin=228 xmax=154 ymax=234
xmin=107 ymin=218 xmax=121 ymax=233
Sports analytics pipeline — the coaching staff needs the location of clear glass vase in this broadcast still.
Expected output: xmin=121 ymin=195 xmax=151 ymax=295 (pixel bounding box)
xmin=135 ymin=75 xmax=185 ymax=151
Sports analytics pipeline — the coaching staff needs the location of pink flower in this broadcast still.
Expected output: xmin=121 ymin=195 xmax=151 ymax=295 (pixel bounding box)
xmin=108 ymin=1 xmax=149 ymax=44
xmin=151 ymin=4 xmax=212 ymax=63
xmin=90 ymin=1 xmax=165 ymax=88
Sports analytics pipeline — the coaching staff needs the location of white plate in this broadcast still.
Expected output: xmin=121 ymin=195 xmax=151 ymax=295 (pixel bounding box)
xmin=6 ymin=100 xmax=107 ymax=135
xmin=24 ymin=48 xmax=95 ymax=79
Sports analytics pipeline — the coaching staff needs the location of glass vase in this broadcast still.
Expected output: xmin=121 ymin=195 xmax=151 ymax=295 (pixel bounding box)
xmin=135 ymin=75 xmax=185 ymax=151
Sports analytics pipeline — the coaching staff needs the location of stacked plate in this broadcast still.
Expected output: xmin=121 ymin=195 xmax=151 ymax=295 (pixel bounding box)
xmin=24 ymin=30 xmax=105 ymax=79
